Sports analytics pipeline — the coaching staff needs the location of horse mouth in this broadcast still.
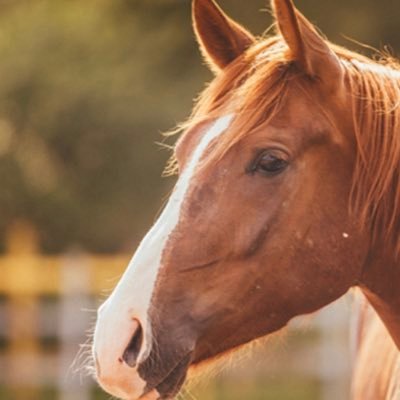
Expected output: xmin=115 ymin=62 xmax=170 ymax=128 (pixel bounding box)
xmin=141 ymin=352 xmax=193 ymax=400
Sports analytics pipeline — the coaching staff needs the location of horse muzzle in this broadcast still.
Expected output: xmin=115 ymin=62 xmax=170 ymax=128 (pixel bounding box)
xmin=93 ymin=314 xmax=146 ymax=399
xmin=94 ymin=341 xmax=193 ymax=400
xmin=93 ymin=303 xmax=194 ymax=400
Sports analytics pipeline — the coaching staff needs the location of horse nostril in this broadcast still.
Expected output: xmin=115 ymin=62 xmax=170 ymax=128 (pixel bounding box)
xmin=122 ymin=319 xmax=144 ymax=368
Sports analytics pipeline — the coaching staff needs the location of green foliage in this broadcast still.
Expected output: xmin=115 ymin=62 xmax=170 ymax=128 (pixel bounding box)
xmin=0 ymin=0 xmax=206 ymax=252
xmin=0 ymin=0 xmax=398 ymax=252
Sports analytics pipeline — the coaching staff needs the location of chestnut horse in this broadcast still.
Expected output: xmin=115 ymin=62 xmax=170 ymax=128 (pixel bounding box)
xmin=92 ymin=0 xmax=400 ymax=399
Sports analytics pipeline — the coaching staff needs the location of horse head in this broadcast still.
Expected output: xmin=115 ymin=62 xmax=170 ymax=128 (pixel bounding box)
xmin=92 ymin=0 xmax=399 ymax=398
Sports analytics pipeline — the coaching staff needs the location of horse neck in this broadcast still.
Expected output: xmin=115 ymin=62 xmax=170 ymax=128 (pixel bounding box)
xmin=360 ymin=249 xmax=400 ymax=350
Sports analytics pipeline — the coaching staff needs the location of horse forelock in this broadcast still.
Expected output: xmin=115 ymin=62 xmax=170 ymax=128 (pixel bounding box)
xmin=163 ymin=36 xmax=293 ymax=176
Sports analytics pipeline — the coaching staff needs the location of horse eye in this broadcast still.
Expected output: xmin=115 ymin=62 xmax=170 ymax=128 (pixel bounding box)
xmin=252 ymin=151 xmax=289 ymax=176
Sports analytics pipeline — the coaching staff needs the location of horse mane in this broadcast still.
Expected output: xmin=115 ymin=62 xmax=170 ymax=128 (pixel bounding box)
xmin=345 ymin=54 xmax=400 ymax=258
xmin=166 ymin=34 xmax=400 ymax=258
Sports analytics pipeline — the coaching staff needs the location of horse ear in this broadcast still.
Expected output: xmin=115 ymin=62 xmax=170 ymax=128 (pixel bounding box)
xmin=272 ymin=0 xmax=343 ymax=89
xmin=192 ymin=0 xmax=255 ymax=73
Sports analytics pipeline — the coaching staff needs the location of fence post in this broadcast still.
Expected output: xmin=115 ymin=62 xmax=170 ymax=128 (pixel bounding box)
xmin=5 ymin=221 xmax=42 ymax=400
xmin=317 ymin=296 xmax=351 ymax=400
xmin=58 ymin=249 xmax=92 ymax=400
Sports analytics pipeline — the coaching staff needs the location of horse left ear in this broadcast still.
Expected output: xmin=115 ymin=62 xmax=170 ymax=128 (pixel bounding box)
xmin=193 ymin=0 xmax=255 ymax=73
xmin=272 ymin=0 xmax=344 ymax=90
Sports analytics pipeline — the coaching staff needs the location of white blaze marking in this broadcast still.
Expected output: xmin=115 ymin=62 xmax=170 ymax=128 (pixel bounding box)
xmin=93 ymin=115 xmax=233 ymax=398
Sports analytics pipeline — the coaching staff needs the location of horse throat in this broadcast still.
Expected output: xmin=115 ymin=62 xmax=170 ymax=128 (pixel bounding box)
xmin=360 ymin=252 xmax=400 ymax=350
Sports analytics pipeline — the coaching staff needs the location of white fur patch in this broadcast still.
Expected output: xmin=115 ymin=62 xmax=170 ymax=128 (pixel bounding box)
xmin=93 ymin=115 xmax=233 ymax=399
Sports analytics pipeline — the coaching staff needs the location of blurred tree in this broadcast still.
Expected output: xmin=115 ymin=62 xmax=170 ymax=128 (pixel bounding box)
xmin=0 ymin=0 xmax=398 ymax=253
xmin=0 ymin=0 xmax=203 ymax=252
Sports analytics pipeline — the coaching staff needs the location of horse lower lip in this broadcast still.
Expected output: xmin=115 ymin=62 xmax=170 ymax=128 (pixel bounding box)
xmin=145 ymin=353 xmax=192 ymax=399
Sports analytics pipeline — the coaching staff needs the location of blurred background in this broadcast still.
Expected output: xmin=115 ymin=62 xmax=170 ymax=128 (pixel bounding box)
xmin=0 ymin=0 xmax=398 ymax=399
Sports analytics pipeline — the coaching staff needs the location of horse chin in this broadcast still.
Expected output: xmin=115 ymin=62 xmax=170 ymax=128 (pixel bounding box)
xmin=140 ymin=352 xmax=192 ymax=400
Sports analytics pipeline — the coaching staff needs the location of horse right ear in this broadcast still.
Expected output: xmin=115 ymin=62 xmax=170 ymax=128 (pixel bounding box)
xmin=272 ymin=0 xmax=344 ymax=91
xmin=192 ymin=0 xmax=255 ymax=74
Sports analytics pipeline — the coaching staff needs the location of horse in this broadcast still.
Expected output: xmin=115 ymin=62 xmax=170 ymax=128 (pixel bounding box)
xmin=92 ymin=0 xmax=400 ymax=399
